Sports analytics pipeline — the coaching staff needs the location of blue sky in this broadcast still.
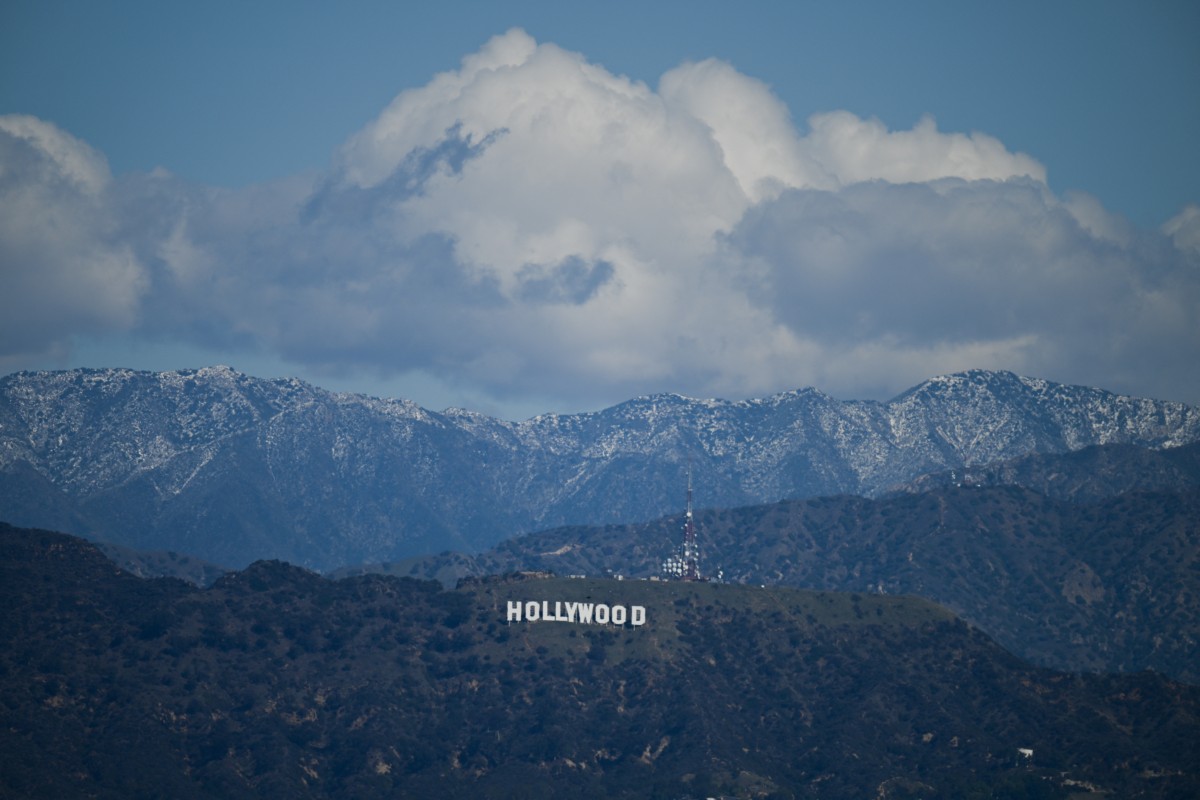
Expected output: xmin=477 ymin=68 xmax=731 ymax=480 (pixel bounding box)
xmin=2 ymin=1 xmax=1198 ymax=418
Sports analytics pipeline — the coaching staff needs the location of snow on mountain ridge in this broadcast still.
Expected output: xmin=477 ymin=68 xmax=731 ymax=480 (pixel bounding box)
xmin=2 ymin=366 xmax=1198 ymax=569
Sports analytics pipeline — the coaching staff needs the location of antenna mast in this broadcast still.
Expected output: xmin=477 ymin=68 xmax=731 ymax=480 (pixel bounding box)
xmin=663 ymin=463 xmax=702 ymax=581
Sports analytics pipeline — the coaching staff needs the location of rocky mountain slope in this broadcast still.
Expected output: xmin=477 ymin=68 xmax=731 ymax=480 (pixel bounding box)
xmin=891 ymin=440 xmax=1200 ymax=502
xmin=3 ymin=525 xmax=1197 ymax=799
xmin=2 ymin=366 xmax=1197 ymax=569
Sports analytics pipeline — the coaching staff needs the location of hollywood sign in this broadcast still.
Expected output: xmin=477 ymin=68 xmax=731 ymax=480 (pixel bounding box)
xmin=506 ymin=600 xmax=647 ymax=627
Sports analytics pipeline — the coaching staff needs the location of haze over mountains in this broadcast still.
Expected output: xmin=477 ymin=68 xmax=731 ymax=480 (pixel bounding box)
xmin=2 ymin=366 xmax=1198 ymax=571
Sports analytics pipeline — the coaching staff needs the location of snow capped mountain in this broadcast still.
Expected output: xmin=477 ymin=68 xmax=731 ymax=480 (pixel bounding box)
xmin=2 ymin=366 xmax=1197 ymax=570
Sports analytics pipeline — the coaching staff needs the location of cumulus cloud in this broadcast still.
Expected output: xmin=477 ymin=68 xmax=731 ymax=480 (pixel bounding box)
xmin=800 ymin=111 xmax=1046 ymax=187
xmin=0 ymin=116 xmax=145 ymax=368
xmin=1164 ymin=205 xmax=1200 ymax=253
xmin=722 ymin=178 xmax=1200 ymax=397
xmin=2 ymin=29 xmax=1198 ymax=411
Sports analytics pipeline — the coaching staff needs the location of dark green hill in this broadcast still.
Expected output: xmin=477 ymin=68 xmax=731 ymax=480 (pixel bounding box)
xmin=382 ymin=486 xmax=1200 ymax=682
xmin=2 ymin=523 xmax=1198 ymax=799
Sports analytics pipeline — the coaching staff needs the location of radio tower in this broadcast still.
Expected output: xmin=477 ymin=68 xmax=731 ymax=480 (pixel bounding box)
xmin=662 ymin=467 xmax=702 ymax=581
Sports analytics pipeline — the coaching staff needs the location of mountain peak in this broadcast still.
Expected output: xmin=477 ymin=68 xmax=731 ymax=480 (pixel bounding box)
xmin=3 ymin=366 xmax=1198 ymax=569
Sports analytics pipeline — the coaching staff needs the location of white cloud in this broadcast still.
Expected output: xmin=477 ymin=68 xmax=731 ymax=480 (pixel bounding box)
xmin=799 ymin=111 xmax=1046 ymax=187
xmin=659 ymin=57 xmax=824 ymax=201
xmin=0 ymin=116 xmax=145 ymax=368
xmin=0 ymin=114 xmax=111 ymax=194
xmin=658 ymin=62 xmax=1046 ymax=202
xmin=332 ymin=29 xmax=746 ymax=293
xmin=2 ymin=30 xmax=1197 ymax=411
xmin=720 ymin=177 xmax=1200 ymax=399
xmin=1164 ymin=205 xmax=1200 ymax=253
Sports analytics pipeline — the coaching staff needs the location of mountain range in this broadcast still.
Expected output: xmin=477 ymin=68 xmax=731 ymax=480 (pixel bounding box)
xmin=3 ymin=366 xmax=1198 ymax=571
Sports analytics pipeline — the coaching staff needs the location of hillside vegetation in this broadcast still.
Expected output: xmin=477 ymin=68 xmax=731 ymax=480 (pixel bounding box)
xmin=2 ymin=525 xmax=1197 ymax=799
xmin=376 ymin=485 xmax=1200 ymax=682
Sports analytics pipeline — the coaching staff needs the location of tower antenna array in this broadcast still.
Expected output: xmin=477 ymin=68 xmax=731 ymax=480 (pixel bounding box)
xmin=662 ymin=464 xmax=702 ymax=581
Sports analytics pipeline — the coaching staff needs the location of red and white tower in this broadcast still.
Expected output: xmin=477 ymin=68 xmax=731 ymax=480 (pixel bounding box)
xmin=662 ymin=469 xmax=702 ymax=581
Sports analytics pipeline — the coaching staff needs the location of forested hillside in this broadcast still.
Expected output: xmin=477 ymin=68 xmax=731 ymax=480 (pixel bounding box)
xmin=3 ymin=525 xmax=1197 ymax=799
